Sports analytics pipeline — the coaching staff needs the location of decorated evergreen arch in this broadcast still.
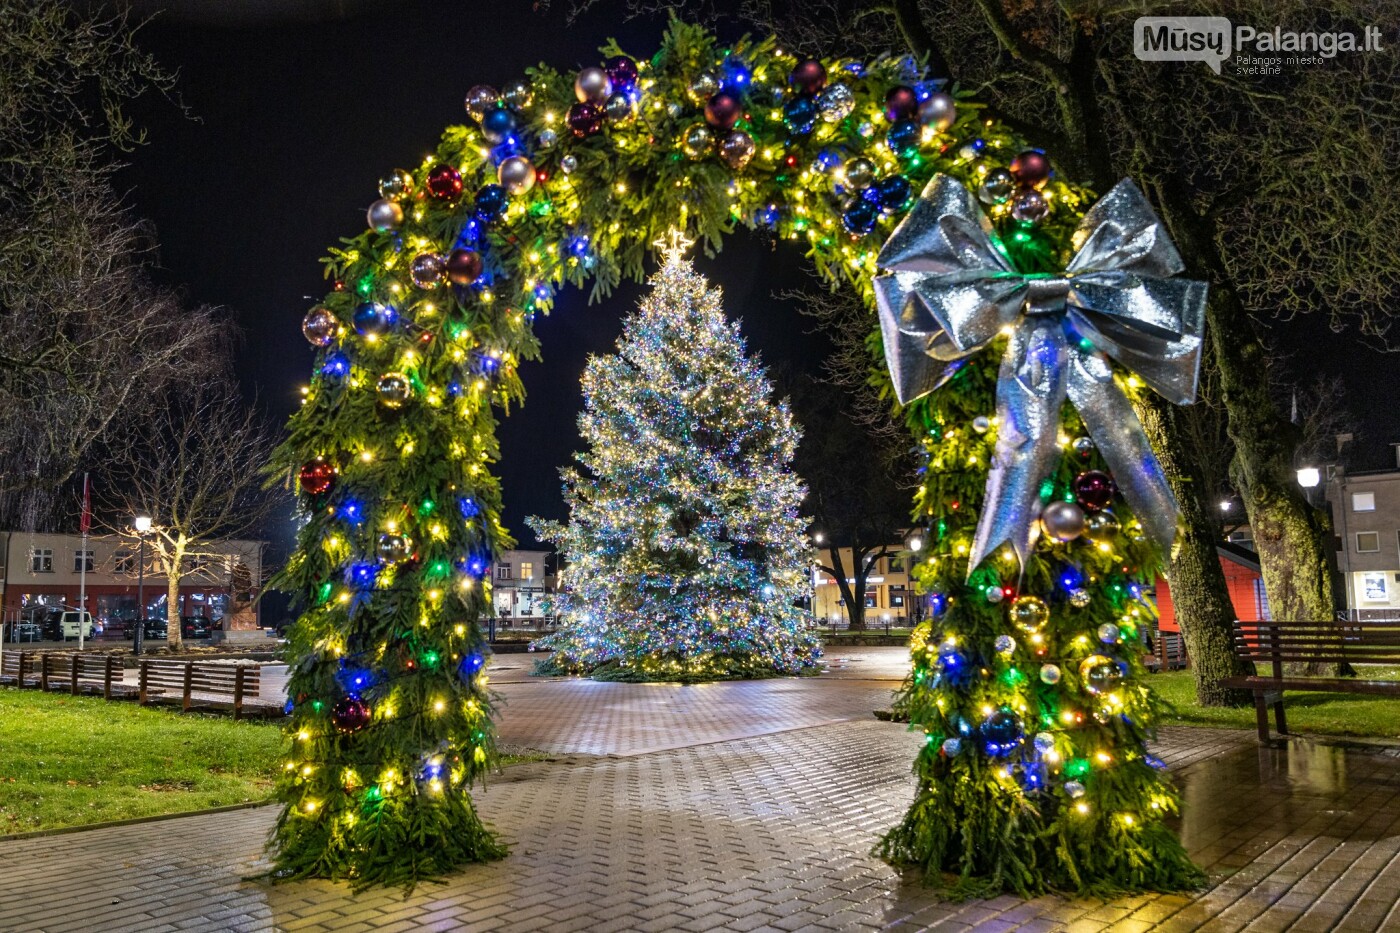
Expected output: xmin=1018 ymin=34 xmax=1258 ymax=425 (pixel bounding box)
xmin=272 ymin=19 xmax=1203 ymax=894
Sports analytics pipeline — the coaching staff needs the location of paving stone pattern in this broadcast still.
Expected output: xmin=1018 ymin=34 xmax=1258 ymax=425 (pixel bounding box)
xmin=3 ymin=651 xmax=1400 ymax=932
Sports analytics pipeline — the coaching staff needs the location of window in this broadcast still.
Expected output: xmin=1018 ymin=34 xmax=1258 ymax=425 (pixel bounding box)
xmin=863 ymin=595 xmax=877 ymax=608
xmin=73 ymin=549 xmax=94 ymax=573
xmin=497 ymin=563 xmax=512 ymax=580
xmin=888 ymin=556 xmax=906 ymax=573
xmin=114 ymin=550 xmax=135 ymax=574
xmin=891 ymin=595 xmax=905 ymax=607
xmin=520 ymin=561 xmax=534 ymax=581
xmin=188 ymin=555 xmax=209 ymax=573
xmin=1356 ymin=531 xmax=1381 ymax=553
xmin=1353 ymin=492 xmax=1376 ymax=512
xmin=29 ymin=549 xmax=52 ymax=573
xmin=1362 ymin=572 xmax=1389 ymax=602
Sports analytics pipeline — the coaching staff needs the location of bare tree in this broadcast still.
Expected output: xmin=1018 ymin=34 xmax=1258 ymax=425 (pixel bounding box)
xmin=100 ymin=378 xmax=284 ymax=650
xmin=0 ymin=0 xmax=223 ymax=529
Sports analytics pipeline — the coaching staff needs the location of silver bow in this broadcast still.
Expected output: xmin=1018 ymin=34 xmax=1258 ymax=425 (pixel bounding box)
xmin=874 ymin=174 xmax=1207 ymax=574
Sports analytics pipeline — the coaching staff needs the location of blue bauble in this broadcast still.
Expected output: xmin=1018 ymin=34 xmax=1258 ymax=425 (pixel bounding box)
xmin=858 ymin=185 xmax=882 ymax=205
xmin=782 ymin=94 xmax=818 ymax=135
xmin=886 ymin=118 xmax=921 ymax=155
xmin=842 ymin=198 xmax=879 ymax=235
xmin=352 ymin=302 xmax=390 ymax=337
xmin=475 ymin=184 xmax=510 ymax=222
xmin=480 ymin=107 xmax=517 ymax=144
xmin=877 ymin=174 xmax=912 ymax=211
xmin=980 ymin=708 xmax=1024 ymax=752
xmin=941 ymin=737 xmax=962 ymax=756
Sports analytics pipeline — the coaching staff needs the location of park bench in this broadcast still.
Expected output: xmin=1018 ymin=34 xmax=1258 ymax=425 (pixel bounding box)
xmin=1223 ymin=619 xmax=1400 ymax=741
xmin=36 ymin=653 xmax=133 ymax=699
xmin=138 ymin=659 xmax=264 ymax=719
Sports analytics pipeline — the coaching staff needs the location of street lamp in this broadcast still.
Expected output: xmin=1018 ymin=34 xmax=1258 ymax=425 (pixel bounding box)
xmin=1296 ymin=467 xmax=1321 ymax=489
xmin=812 ymin=530 xmax=825 ymax=545
xmin=903 ymin=529 xmax=925 ymax=552
xmin=133 ymin=515 xmax=152 ymax=656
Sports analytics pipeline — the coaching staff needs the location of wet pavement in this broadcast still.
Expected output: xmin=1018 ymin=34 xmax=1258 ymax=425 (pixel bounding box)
xmin=2 ymin=647 xmax=1399 ymax=931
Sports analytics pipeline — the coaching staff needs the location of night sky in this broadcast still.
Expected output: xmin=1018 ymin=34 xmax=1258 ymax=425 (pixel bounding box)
xmin=113 ymin=0 xmax=1400 ymax=558
xmin=116 ymin=0 xmax=833 ymax=551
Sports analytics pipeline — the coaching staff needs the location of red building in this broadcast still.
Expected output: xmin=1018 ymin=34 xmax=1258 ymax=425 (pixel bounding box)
xmin=1155 ymin=541 xmax=1268 ymax=634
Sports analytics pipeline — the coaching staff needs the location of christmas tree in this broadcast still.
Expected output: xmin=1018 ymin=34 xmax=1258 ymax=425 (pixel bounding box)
xmin=530 ymin=234 xmax=821 ymax=683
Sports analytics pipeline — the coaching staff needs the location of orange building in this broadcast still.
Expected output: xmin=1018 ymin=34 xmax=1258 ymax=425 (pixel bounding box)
xmin=1155 ymin=541 xmax=1267 ymax=634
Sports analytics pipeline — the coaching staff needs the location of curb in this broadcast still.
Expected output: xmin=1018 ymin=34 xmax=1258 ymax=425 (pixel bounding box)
xmin=0 ymin=800 xmax=275 ymax=843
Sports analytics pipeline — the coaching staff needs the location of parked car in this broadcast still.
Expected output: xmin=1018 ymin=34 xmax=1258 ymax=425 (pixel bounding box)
xmin=127 ymin=617 xmax=167 ymax=640
xmin=58 ymin=611 xmax=95 ymax=641
xmin=180 ymin=616 xmax=214 ymax=639
xmin=22 ymin=607 xmax=64 ymax=641
xmin=3 ymin=619 xmax=41 ymax=642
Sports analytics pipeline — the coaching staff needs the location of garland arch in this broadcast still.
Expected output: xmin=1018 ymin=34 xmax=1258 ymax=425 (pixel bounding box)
xmin=271 ymin=19 xmax=1201 ymax=895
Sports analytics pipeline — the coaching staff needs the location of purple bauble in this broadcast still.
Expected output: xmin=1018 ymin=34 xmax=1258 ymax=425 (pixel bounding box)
xmin=331 ymin=695 xmax=371 ymax=733
xmin=603 ymin=55 xmax=639 ymax=89
xmin=1009 ymin=150 xmax=1051 ymax=189
xmin=789 ymin=58 xmax=827 ymax=95
xmin=567 ymin=101 xmax=605 ymax=138
xmin=426 ymin=163 xmax=463 ymax=201
xmin=704 ymin=92 xmax=742 ymax=129
xmin=1073 ymin=470 xmax=1117 ymax=511
xmin=884 ymin=85 xmax=918 ymax=121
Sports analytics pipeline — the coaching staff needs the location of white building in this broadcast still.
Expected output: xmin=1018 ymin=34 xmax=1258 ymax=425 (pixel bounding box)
xmin=490 ymin=548 xmax=552 ymax=622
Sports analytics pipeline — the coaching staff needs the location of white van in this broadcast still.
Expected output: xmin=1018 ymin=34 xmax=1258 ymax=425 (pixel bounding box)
xmin=58 ymin=611 xmax=95 ymax=641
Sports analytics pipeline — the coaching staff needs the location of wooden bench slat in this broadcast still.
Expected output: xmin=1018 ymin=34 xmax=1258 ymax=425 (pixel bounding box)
xmin=1234 ymin=653 xmax=1400 ymax=665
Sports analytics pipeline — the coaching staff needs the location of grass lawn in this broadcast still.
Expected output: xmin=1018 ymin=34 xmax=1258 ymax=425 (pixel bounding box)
xmin=1150 ymin=667 xmax=1400 ymax=739
xmin=0 ymin=688 xmax=539 ymax=835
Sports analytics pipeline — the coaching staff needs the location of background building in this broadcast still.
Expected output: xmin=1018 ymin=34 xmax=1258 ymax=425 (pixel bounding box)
xmin=812 ymin=547 xmax=915 ymax=627
xmin=0 ymin=531 xmax=263 ymax=633
xmin=491 ymin=548 xmax=553 ymax=625
xmin=1327 ymin=464 xmax=1400 ymax=618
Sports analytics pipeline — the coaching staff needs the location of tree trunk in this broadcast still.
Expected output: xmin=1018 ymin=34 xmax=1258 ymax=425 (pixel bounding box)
xmin=1149 ymin=177 xmax=1339 ymax=672
xmin=165 ymin=541 xmax=183 ymax=652
xmin=1138 ymin=397 xmax=1253 ymax=706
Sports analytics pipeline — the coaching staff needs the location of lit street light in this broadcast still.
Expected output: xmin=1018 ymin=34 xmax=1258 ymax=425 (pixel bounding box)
xmin=133 ymin=514 xmax=152 ymax=656
xmin=1296 ymin=467 xmax=1321 ymax=488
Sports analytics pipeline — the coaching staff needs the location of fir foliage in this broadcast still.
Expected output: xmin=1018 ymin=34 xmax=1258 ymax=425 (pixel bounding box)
xmin=530 ymin=246 xmax=820 ymax=682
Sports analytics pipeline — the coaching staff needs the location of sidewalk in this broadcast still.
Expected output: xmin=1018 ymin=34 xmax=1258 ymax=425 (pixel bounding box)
xmin=1 ymin=650 xmax=1398 ymax=931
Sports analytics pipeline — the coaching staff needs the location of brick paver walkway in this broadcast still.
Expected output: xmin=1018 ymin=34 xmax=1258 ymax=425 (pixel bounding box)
xmin=3 ymin=649 xmax=1399 ymax=932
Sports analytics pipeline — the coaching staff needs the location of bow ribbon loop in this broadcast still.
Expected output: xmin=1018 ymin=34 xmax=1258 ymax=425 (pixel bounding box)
xmin=873 ymin=173 xmax=1208 ymax=575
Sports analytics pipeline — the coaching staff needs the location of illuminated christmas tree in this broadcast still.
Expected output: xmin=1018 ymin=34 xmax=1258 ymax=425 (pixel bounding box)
xmin=531 ymin=235 xmax=820 ymax=682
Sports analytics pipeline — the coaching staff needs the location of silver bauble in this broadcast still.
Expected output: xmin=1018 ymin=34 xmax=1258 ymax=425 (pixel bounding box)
xmin=377 ymin=533 xmax=413 ymax=564
xmin=501 ymin=79 xmax=534 ymax=112
xmin=1039 ymin=663 xmax=1062 ymax=685
xmin=978 ymin=168 xmax=1016 ymax=205
xmin=681 ymin=123 xmax=714 ymax=160
xmin=985 ymin=585 xmax=1005 ymax=604
xmin=376 ymin=372 xmax=412 ymax=408
xmin=971 ymin=415 xmax=991 ymax=434
xmin=497 ymin=155 xmax=537 ymax=194
xmin=844 ymin=157 xmax=876 ymax=189
xmin=857 ymin=121 xmax=874 ymax=138
xmin=1079 ymin=655 xmax=1123 ymax=695
xmin=574 ymin=67 xmax=612 ymax=103
xmin=917 ymin=91 xmax=957 ymax=131
xmin=410 ymin=252 xmax=445 ymax=288
xmin=958 ymin=143 xmax=981 ymax=161
xmin=560 ymin=154 xmax=578 ymax=175
xmin=1011 ymin=188 xmax=1050 ymax=223
xmin=1069 ymin=588 xmax=1092 ymax=608
xmin=604 ymin=92 xmax=634 ymax=123
xmin=1098 ymin=623 xmax=1121 ymax=644
xmin=464 ymin=84 xmax=499 ymax=122
xmin=994 ymin=634 xmax=1016 ymax=654
xmin=1040 ymin=500 xmax=1086 ymax=541
xmin=1084 ymin=510 xmax=1121 ymax=543
xmin=1072 ymin=436 xmax=1096 ymax=456
xmin=301 ymin=306 xmax=337 ymax=347
xmin=366 ymin=198 xmax=403 ymax=232
xmin=378 ymin=169 xmax=413 ymax=201
xmin=537 ymin=128 xmax=558 ymax=149
xmin=816 ymin=83 xmax=855 ymax=122
xmin=686 ymin=71 xmax=720 ymax=104
xmin=719 ymin=130 xmax=755 ymax=171
xmin=1064 ymin=780 xmax=1086 ymax=798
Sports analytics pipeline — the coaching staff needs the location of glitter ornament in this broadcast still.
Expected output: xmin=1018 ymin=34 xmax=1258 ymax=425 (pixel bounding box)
xmin=941 ymin=737 xmax=962 ymax=756
xmin=1039 ymin=663 xmax=1062 ymax=685
xmin=301 ymin=306 xmax=336 ymax=346
xmin=410 ymin=253 xmax=446 ymax=288
xmin=1069 ymin=588 xmax=1092 ymax=608
xmin=994 ymin=634 xmax=1016 ymax=654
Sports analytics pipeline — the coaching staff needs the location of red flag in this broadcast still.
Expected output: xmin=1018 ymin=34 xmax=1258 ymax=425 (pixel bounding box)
xmin=80 ymin=473 xmax=91 ymax=534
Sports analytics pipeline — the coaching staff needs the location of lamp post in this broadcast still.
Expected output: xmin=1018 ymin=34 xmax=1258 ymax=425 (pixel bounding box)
xmin=133 ymin=514 xmax=152 ymax=656
xmin=903 ymin=529 xmax=925 ymax=628
xmin=810 ymin=530 xmax=826 ymax=624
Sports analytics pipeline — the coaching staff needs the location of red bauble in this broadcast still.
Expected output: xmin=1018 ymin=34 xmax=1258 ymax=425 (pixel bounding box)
xmin=884 ymin=85 xmax=918 ymax=121
xmin=1009 ymin=150 xmax=1051 ymax=189
xmin=297 ymin=460 xmax=335 ymax=496
xmin=426 ymin=163 xmax=463 ymax=201
xmin=446 ymin=249 xmax=483 ymax=285
xmin=331 ymin=695 xmax=371 ymax=733
xmin=704 ymin=92 xmax=742 ymax=129
xmin=1073 ymin=470 xmax=1116 ymax=511
xmin=789 ymin=58 xmax=827 ymax=95
xmin=567 ymin=101 xmax=604 ymax=138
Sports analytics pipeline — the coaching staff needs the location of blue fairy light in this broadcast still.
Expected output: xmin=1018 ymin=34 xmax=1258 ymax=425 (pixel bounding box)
xmin=458 ymin=496 xmax=481 ymax=519
xmin=339 ymin=499 xmax=366 ymax=525
xmin=321 ymin=352 xmax=349 ymax=377
xmin=346 ymin=562 xmax=378 ymax=589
